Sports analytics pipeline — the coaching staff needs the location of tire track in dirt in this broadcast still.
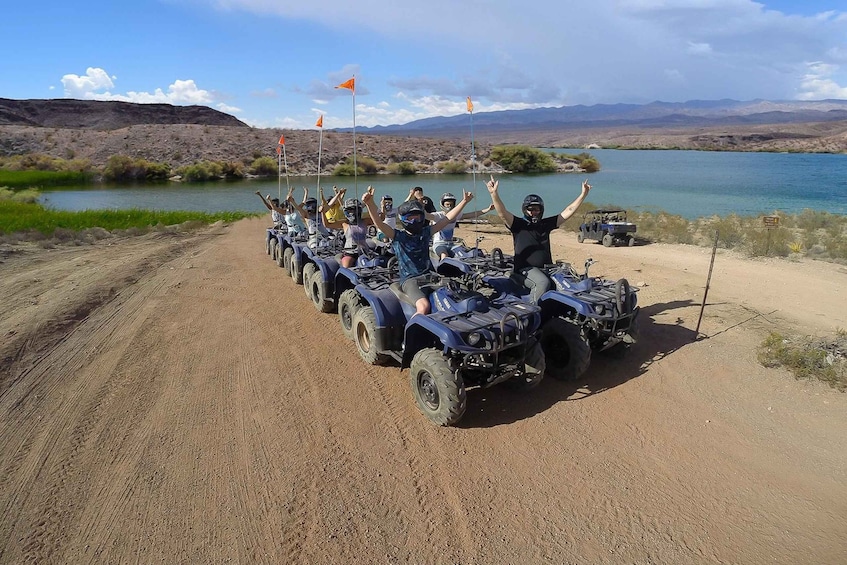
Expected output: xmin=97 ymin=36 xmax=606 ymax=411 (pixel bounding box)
xmin=0 ymin=233 xmax=215 ymax=563
xmin=262 ymin=235 xmax=476 ymax=561
xmin=358 ymin=363 xmax=476 ymax=561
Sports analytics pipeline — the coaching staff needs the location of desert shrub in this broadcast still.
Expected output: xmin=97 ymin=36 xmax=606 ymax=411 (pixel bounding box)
xmin=490 ymin=145 xmax=556 ymax=173
xmin=220 ymin=161 xmax=246 ymax=178
xmin=177 ymin=161 xmax=224 ymax=182
xmin=102 ymin=155 xmax=170 ymax=181
xmin=707 ymin=214 xmax=745 ymax=249
xmin=552 ymin=151 xmax=601 ymax=172
xmin=388 ymin=161 xmax=417 ymax=175
xmin=794 ymin=209 xmax=840 ymax=232
xmin=357 ymin=156 xmax=380 ymax=174
xmin=742 ymin=225 xmax=793 ymax=257
xmin=250 ymin=157 xmax=277 ymax=176
xmin=332 ymin=156 xmax=379 ymax=176
xmin=438 ymin=160 xmax=468 ymax=174
xmin=758 ymin=331 xmax=846 ymax=391
xmin=640 ymin=212 xmax=694 ymax=243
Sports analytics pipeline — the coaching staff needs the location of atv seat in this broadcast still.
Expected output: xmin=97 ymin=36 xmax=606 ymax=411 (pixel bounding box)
xmin=389 ymin=276 xmax=440 ymax=307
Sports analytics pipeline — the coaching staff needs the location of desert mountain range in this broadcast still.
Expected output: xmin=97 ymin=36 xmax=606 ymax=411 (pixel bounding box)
xmin=1 ymin=97 xmax=845 ymax=172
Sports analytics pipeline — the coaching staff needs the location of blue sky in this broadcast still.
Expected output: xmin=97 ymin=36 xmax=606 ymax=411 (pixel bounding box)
xmin=2 ymin=0 xmax=846 ymax=129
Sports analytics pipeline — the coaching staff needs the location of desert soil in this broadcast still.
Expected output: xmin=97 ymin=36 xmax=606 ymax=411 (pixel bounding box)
xmin=1 ymin=218 xmax=845 ymax=564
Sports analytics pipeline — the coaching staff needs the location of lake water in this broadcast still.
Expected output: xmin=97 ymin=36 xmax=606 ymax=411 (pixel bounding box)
xmin=39 ymin=149 xmax=847 ymax=219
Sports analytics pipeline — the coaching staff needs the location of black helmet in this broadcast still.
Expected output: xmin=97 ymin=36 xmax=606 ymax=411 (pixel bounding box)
xmin=304 ymin=197 xmax=318 ymax=214
xmin=522 ymin=194 xmax=544 ymax=223
xmin=440 ymin=192 xmax=457 ymax=209
xmin=343 ymin=197 xmax=362 ymax=222
xmin=397 ymin=200 xmax=427 ymax=233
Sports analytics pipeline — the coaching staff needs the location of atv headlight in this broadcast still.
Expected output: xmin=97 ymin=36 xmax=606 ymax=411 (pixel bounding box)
xmin=467 ymin=331 xmax=483 ymax=346
xmin=594 ymin=304 xmax=606 ymax=315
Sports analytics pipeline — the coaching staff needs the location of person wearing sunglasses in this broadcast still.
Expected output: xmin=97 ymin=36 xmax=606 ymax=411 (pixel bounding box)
xmin=362 ymin=185 xmax=474 ymax=316
xmin=486 ymin=175 xmax=591 ymax=303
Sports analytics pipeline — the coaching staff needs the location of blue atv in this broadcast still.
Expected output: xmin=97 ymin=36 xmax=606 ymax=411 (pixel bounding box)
xmin=286 ymin=236 xmax=344 ymax=285
xmin=577 ymin=209 xmax=637 ymax=247
xmin=303 ymin=245 xmax=396 ymax=313
xmin=265 ymin=227 xmax=279 ymax=257
xmin=333 ymin=262 xmax=399 ymax=340
xmin=340 ymin=267 xmax=546 ymax=426
xmin=275 ymin=231 xmax=309 ymax=274
xmin=439 ymin=251 xmax=639 ymax=381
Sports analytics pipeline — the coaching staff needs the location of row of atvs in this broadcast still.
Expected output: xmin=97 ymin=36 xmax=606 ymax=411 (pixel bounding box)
xmin=266 ymin=226 xmax=639 ymax=426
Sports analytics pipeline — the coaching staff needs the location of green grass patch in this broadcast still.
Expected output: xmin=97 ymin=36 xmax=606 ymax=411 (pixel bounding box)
xmin=0 ymin=192 xmax=259 ymax=236
xmin=0 ymin=170 xmax=93 ymax=188
xmin=758 ymin=331 xmax=847 ymax=391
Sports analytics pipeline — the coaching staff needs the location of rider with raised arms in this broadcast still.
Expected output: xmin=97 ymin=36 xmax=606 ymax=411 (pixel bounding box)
xmin=362 ymin=185 xmax=474 ymax=316
xmin=485 ymin=175 xmax=591 ymax=303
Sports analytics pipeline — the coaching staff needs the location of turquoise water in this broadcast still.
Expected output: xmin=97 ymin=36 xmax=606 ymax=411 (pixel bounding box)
xmin=39 ymin=149 xmax=847 ymax=219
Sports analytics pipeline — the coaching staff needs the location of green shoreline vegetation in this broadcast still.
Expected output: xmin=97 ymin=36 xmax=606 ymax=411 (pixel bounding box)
xmin=0 ymin=146 xmax=598 ymax=185
xmin=0 ymin=188 xmax=258 ymax=237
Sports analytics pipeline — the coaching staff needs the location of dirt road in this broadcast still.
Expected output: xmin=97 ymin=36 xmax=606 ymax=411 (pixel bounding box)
xmin=1 ymin=218 xmax=845 ymax=564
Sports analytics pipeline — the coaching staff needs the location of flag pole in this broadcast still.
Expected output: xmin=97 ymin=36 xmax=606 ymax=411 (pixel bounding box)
xmin=282 ymin=143 xmax=290 ymax=196
xmin=335 ymin=76 xmax=357 ymax=199
xmin=316 ymin=116 xmax=324 ymax=195
xmin=351 ymin=76 xmax=358 ymax=199
xmin=468 ymin=96 xmax=477 ymax=197
xmin=277 ymin=134 xmax=288 ymax=200
xmin=467 ymin=96 xmax=483 ymax=260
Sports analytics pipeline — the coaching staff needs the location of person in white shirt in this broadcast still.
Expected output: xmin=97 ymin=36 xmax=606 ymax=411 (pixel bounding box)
xmin=429 ymin=192 xmax=494 ymax=260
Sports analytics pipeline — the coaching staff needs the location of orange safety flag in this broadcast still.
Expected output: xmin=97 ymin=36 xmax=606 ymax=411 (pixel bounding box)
xmin=278 ymin=135 xmax=285 ymax=145
xmin=276 ymin=146 xmax=281 ymax=155
xmin=336 ymin=77 xmax=355 ymax=92
xmin=467 ymin=96 xmax=474 ymax=113
xmin=315 ymin=115 xmax=323 ymax=128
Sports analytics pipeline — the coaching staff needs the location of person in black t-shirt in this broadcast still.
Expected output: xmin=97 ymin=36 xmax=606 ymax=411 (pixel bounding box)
xmin=406 ymin=186 xmax=437 ymax=214
xmin=486 ymin=175 xmax=591 ymax=303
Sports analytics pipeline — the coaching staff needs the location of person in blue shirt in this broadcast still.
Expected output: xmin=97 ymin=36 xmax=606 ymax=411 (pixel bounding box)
xmin=362 ymin=185 xmax=474 ymax=316
xmin=486 ymin=175 xmax=591 ymax=303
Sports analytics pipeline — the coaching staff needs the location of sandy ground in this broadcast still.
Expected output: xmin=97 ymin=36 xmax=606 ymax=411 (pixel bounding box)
xmin=1 ymin=217 xmax=845 ymax=564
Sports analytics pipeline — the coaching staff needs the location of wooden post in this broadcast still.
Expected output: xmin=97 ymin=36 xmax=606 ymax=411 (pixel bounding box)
xmin=695 ymin=230 xmax=719 ymax=339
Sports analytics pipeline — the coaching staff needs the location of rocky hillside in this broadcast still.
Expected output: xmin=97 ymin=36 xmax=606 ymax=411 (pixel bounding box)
xmin=0 ymin=123 xmax=501 ymax=175
xmin=0 ymin=98 xmax=247 ymax=129
xmin=1 ymin=98 xmax=845 ymax=177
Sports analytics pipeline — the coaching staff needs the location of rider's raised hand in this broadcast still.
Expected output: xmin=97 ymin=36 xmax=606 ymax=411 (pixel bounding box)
xmin=486 ymin=175 xmax=499 ymax=194
xmin=463 ymin=190 xmax=475 ymax=202
xmin=362 ymin=186 xmax=375 ymax=204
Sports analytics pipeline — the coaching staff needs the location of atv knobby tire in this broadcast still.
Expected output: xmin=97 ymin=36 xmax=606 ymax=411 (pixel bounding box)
xmin=540 ymin=317 xmax=591 ymax=381
xmin=577 ymin=231 xmax=585 ymax=243
xmin=505 ymin=337 xmax=546 ymax=391
xmin=289 ymin=252 xmax=303 ymax=284
xmin=352 ymin=307 xmax=390 ymax=365
xmin=302 ymin=263 xmax=317 ymax=300
xmin=338 ymin=289 xmax=363 ymax=340
xmin=267 ymin=237 xmax=274 ymax=256
xmin=602 ymin=233 xmax=613 ymax=247
xmin=282 ymin=247 xmax=294 ymax=274
xmin=409 ymin=348 xmax=467 ymax=426
xmin=309 ymin=270 xmax=334 ymax=313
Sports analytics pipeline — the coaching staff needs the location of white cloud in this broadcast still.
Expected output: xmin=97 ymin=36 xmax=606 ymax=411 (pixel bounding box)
xmin=687 ymin=41 xmax=713 ymax=55
xmin=217 ymin=102 xmax=242 ymax=114
xmin=61 ymin=67 xmax=115 ymax=97
xmin=797 ymin=61 xmax=847 ymax=99
xmin=59 ymin=68 xmax=221 ymax=107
